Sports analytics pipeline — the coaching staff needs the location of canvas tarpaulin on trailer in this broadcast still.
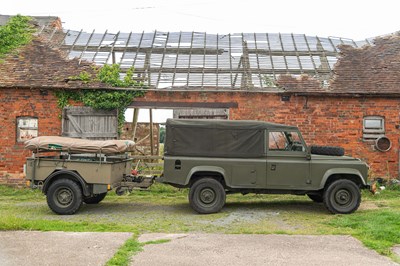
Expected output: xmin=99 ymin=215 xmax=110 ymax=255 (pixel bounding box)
xmin=25 ymin=136 xmax=135 ymax=154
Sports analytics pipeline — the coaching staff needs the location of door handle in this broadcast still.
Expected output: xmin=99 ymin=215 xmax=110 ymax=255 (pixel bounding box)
xmin=271 ymin=164 xmax=276 ymax=171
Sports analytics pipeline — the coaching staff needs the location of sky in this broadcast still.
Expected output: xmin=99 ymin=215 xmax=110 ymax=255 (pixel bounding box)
xmin=3 ymin=0 xmax=399 ymax=122
xmin=3 ymin=0 xmax=399 ymax=40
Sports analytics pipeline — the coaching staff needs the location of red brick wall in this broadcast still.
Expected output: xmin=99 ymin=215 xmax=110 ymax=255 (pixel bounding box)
xmin=135 ymin=91 xmax=400 ymax=179
xmin=0 ymin=88 xmax=61 ymax=185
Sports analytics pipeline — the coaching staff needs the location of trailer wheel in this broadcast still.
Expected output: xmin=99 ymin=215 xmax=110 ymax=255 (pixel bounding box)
xmin=189 ymin=178 xmax=226 ymax=214
xmin=46 ymin=178 xmax=83 ymax=215
xmin=323 ymin=179 xmax=361 ymax=214
xmin=84 ymin=192 xmax=107 ymax=204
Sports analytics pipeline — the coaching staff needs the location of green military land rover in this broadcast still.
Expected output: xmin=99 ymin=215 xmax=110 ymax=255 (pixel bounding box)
xmin=160 ymin=119 xmax=370 ymax=214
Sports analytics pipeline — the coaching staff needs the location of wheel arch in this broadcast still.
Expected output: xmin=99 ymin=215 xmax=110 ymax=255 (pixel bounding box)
xmin=185 ymin=166 xmax=227 ymax=187
xmin=43 ymin=170 xmax=90 ymax=197
xmin=320 ymin=168 xmax=366 ymax=189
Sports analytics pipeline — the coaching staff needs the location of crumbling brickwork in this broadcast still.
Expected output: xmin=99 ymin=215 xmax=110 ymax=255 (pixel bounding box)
xmin=330 ymin=33 xmax=400 ymax=94
xmin=0 ymin=38 xmax=112 ymax=90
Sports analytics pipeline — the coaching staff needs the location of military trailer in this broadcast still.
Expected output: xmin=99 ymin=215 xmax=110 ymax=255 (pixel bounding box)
xmin=160 ymin=119 xmax=370 ymax=214
xmin=25 ymin=136 xmax=154 ymax=215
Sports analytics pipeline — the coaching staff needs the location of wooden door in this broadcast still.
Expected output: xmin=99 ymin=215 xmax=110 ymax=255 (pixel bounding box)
xmin=62 ymin=106 xmax=118 ymax=139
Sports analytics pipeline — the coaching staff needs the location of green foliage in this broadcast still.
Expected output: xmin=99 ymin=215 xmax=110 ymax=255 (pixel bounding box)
xmin=55 ymin=64 xmax=146 ymax=133
xmin=0 ymin=15 xmax=34 ymax=58
xmin=261 ymin=74 xmax=277 ymax=87
xmin=68 ymin=71 xmax=92 ymax=84
xmin=98 ymin=64 xmax=141 ymax=88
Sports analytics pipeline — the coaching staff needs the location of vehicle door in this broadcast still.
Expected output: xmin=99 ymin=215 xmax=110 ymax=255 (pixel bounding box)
xmin=266 ymin=130 xmax=310 ymax=189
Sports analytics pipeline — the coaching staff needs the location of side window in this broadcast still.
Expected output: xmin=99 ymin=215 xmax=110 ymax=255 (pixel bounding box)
xmin=268 ymin=131 xmax=305 ymax=152
xmin=269 ymin=132 xmax=287 ymax=150
xmin=363 ymin=116 xmax=384 ymax=141
xmin=17 ymin=117 xmax=38 ymax=142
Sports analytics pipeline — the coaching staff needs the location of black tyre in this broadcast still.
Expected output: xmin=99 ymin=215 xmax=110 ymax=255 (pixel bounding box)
xmin=46 ymin=179 xmax=83 ymax=215
xmin=307 ymin=193 xmax=323 ymax=203
xmin=323 ymin=179 xmax=361 ymax=214
xmin=189 ymin=178 xmax=226 ymax=214
xmin=83 ymin=192 xmax=107 ymax=204
xmin=310 ymin=145 xmax=344 ymax=156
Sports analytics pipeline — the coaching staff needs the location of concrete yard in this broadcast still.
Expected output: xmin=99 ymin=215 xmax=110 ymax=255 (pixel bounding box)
xmin=0 ymin=231 xmax=397 ymax=266
xmin=133 ymin=233 xmax=398 ymax=266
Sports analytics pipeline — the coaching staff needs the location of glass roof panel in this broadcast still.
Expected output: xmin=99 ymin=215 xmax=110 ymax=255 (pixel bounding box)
xmin=54 ymin=29 xmax=366 ymax=90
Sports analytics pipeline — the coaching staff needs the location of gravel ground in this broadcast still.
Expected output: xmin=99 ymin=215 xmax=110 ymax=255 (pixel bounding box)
xmin=132 ymin=233 xmax=398 ymax=266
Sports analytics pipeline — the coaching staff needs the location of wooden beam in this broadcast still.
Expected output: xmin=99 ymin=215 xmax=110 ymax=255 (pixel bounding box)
xmin=78 ymin=29 xmax=95 ymax=65
xmin=61 ymin=45 xmax=336 ymax=57
xmin=129 ymin=101 xmax=238 ymax=108
xmin=93 ymin=30 xmax=108 ymax=63
xmin=149 ymin=108 xmax=154 ymax=156
xmin=124 ymin=67 xmax=332 ymax=75
xmin=60 ymin=45 xmax=225 ymax=55
xmin=131 ymin=108 xmax=139 ymax=141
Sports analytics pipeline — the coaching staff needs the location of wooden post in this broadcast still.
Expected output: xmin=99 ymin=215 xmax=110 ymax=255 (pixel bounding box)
xmin=149 ymin=109 xmax=154 ymax=156
xmin=131 ymin=108 xmax=139 ymax=141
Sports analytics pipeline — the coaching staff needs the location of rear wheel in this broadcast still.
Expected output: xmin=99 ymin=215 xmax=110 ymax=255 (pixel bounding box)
xmin=46 ymin=178 xmax=83 ymax=215
xmin=323 ymin=179 xmax=361 ymax=214
xmin=189 ymin=178 xmax=226 ymax=214
xmin=84 ymin=192 xmax=107 ymax=204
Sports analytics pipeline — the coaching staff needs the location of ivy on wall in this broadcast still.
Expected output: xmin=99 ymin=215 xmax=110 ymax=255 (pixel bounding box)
xmin=56 ymin=64 xmax=146 ymax=134
xmin=0 ymin=15 xmax=34 ymax=59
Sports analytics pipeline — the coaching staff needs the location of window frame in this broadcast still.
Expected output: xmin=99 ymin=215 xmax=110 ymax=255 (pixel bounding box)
xmin=363 ymin=116 xmax=385 ymax=133
xmin=16 ymin=116 xmax=38 ymax=143
xmin=362 ymin=116 xmax=385 ymax=141
xmin=267 ymin=130 xmax=307 ymax=154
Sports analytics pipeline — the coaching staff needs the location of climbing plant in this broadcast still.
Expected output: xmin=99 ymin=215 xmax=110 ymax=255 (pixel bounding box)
xmin=261 ymin=74 xmax=277 ymax=87
xmin=0 ymin=15 xmax=34 ymax=58
xmin=56 ymin=64 xmax=146 ymax=134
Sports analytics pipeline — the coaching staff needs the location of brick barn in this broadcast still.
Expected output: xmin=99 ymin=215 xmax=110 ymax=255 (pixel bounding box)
xmin=0 ymin=15 xmax=399 ymax=185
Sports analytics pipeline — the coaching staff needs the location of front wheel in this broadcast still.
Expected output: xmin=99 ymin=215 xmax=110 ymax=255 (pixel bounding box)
xmin=189 ymin=178 xmax=226 ymax=214
xmin=323 ymin=179 xmax=361 ymax=214
xmin=46 ymin=178 xmax=83 ymax=215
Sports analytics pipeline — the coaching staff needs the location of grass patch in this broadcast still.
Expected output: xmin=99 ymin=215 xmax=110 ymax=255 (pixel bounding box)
xmin=105 ymin=237 xmax=171 ymax=266
xmin=143 ymin=239 xmax=171 ymax=245
xmin=329 ymin=210 xmax=400 ymax=255
xmin=106 ymin=237 xmax=143 ymax=266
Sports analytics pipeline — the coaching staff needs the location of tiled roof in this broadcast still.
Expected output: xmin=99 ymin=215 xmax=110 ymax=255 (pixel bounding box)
xmin=0 ymin=37 xmax=112 ymax=89
xmin=329 ymin=33 xmax=400 ymax=94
